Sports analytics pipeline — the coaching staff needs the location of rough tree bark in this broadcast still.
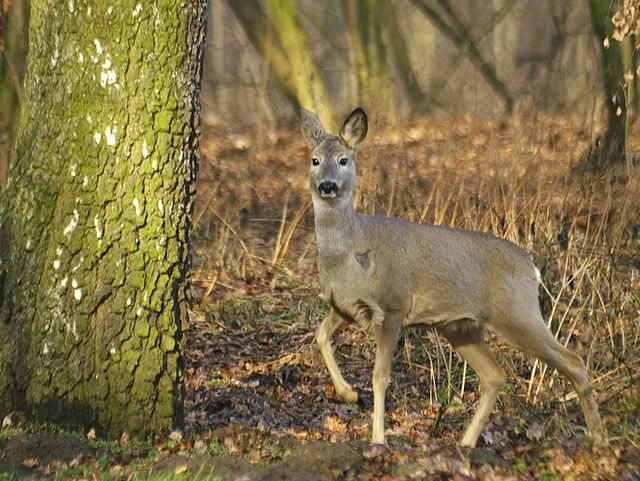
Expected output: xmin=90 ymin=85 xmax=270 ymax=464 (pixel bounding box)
xmin=0 ymin=0 xmax=208 ymax=436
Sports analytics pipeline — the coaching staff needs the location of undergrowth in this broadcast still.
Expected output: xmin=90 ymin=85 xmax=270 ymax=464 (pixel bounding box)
xmin=193 ymin=112 xmax=640 ymax=446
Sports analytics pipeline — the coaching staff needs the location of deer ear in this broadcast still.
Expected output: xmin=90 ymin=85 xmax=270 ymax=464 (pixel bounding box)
xmin=300 ymin=109 xmax=326 ymax=149
xmin=340 ymin=107 xmax=368 ymax=149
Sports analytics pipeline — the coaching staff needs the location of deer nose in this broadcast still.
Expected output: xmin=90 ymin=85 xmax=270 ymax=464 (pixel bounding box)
xmin=318 ymin=181 xmax=339 ymax=197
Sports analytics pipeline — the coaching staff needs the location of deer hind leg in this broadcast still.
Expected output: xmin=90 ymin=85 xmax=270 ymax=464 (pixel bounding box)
xmin=441 ymin=322 xmax=507 ymax=447
xmin=492 ymin=312 xmax=607 ymax=447
xmin=371 ymin=315 xmax=402 ymax=444
xmin=316 ymin=310 xmax=358 ymax=403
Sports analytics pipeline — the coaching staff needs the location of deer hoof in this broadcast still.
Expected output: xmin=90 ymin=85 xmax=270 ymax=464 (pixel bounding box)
xmin=340 ymin=389 xmax=358 ymax=404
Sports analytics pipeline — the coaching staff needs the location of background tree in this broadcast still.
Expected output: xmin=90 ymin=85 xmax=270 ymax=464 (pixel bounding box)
xmin=612 ymin=0 xmax=639 ymax=169
xmin=585 ymin=0 xmax=628 ymax=169
xmin=408 ymin=0 xmax=513 ymax=114
xmin=267 ymin=0 xmax=336 ymax=129
xmin=0 ymin=0 xmax=29 ymax=187
xmin=0 ymin=0 xmax=208 ymax=436
xmin=227 ymin=0 xmax=335 ymax=129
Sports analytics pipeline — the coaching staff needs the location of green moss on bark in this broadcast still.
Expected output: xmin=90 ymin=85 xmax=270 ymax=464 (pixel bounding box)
xmin=0 ymin=0 xmax=208 ymax=437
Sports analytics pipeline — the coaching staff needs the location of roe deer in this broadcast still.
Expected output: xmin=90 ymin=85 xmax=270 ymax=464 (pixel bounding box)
xmin=302 ymin=107 xmax=607 ymax=447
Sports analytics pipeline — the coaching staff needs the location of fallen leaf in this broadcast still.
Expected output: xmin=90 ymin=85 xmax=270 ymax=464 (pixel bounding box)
xmin=525 ymin=422 xmax=544 ymax=442
xmin=323 ymin=415 xmax=346 ymax=434
xmin=194 ymin=439 xmax=207 ymax=454
xmin=109 ymin=464 xmax=124 ymax=478
xmin=22 ymin=458 xmax=38 ymax=468
xmin=92 ymin=466 xmax=102 ymax=481
xmin=2 ymin=415 xmax=12 ymax=428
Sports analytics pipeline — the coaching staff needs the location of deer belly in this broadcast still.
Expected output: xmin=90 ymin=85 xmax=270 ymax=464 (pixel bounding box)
xmin=403 ymin=293 xmax=480 ymax=327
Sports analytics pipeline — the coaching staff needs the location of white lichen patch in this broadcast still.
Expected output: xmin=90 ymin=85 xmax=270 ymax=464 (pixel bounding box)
xmin=132 ymin=3 xmax=142 ymax=16
xmin=94 ymin=132 xmax=102 ymax=144
xmin=157 ymin=199 xmax=164 ymax=214
xmin=126 ymin=297 xmax=132 ymax=306
xmin=43 ymin=343 xmax=50 ymax=355
xmin=53 ymin=259 xmax=61 ymax=270
xmin=94 ymin=38 xmax=103 ymax=56
xmin=78 ymin=52 xmax=84 ymax=63
xmin=110 ymin=346 xmax=116 ymax=355
xmin=133 ymin=197 xmax=143 ymax=216
xmin=72 ymin=278 xmax=78 ymax=289
xmin=63 ymin=209 xmax=80 ymax=236
xmin=136 ymin=307 xmax=143 ymax=317
xmin=151 ymin=159 xmax=158 ymax=171
xmin=87 ymin=114 xmax=93 ymax=123
xmin=100 ymin=68 xmax=116 ymax=88
xmin=142 ymin=139 xmax=150 ymax=158
xmin=25 ymin=239 xmax=32 ymax=250
xmin=71 ymin=257 xmax=84 ymax=272
xmin=51 ymin=35 xmax=60 ymax=67
xmin=155 ymin=236 xmax=166 ymax=251
xmin=68 ymin=0 xmax=74 ymax=13
xmin=74 ymin=288 xmax=83 ymax=302
xmin=94 ymin=214 xmax=103 ymax=239
xmin=105 ymin=126 xmax=117 ymax=146
xmin=72 ymin=321 xmax=78 ymax=340
xmin=56 ymin=247 xmax=63 ymax=256
xmin=70 ymin=163 xmax=77 ymax=177
xmin=107 ymin=5 xmax=113 ymax=14
xmin=82 ymin=176 xmax=89 ymax=187
xmin=99 ymin=55 xmax=117 ymax=87
xmin=60 ymin=277 xmax=68 ymax=288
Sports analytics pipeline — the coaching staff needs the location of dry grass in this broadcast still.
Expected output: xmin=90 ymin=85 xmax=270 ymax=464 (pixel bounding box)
xmin=192 ymin=112 xmax=640 ymax=444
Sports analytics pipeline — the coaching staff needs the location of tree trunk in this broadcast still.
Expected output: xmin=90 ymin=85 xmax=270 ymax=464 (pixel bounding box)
xmin=409 ymin=0 xmax=514 ymax=114
xmin=227 ymin=0 xmax=299 ymax=110
xmin=0 ymin=0 xmax=208 ymax=437
xmin=0 ymin=0 xmax=29 ymax=188
xmin=584 ymin=0 xmax=626 ymax=169
xmin=267 ymin=0 xmax=336 ymax=130
xmin=341 ymin=0 xmax=395 ymax=117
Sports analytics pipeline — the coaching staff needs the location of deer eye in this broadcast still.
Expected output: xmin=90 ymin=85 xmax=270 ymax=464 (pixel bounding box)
xmin=338 ymin=157 xmax=348 ymax=166
xmin=311 ymin=158 xmax=320 ymax=166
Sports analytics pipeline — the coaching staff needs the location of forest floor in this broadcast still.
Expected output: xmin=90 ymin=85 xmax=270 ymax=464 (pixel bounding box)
xmin=1 ymin=113 xmax=640 ymax=480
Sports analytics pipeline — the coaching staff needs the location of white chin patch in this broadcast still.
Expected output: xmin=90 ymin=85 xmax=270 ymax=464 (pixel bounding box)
xmin=320 ymin=192 xmax=337 ymax=199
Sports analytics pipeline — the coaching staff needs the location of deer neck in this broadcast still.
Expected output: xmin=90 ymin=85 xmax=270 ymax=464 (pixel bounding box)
xmin=312 ymin=196 xmax=357 ymax=266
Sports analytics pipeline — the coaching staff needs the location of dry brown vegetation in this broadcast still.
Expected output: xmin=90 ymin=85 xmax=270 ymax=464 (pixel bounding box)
xmin=180 ymin=113 xmax=640 ymax=478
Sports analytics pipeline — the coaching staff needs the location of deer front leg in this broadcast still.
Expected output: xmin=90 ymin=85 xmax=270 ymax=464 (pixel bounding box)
xmin=316 ymin=310 xmax=358 ymax=403
xmin=371 ymin=316 xmax=402 ymax=444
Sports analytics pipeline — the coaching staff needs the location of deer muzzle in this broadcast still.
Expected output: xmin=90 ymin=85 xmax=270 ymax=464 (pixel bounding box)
xmin=318 ymin=181 xmax=339 ymax=198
